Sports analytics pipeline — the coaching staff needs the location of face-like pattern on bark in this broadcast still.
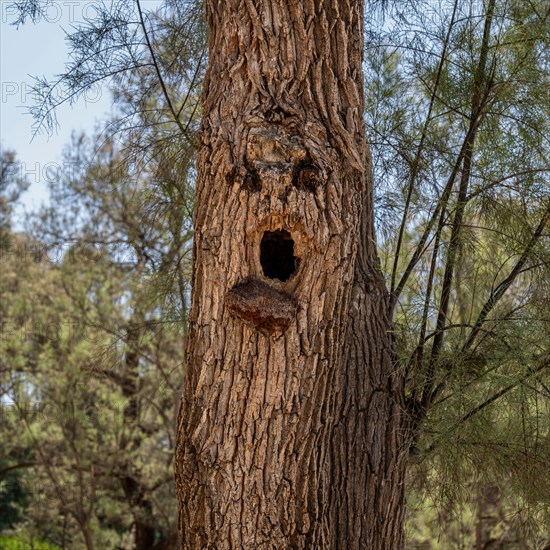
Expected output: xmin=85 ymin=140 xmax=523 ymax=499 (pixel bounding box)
xmin=214 ymin=123 xmax=361 ymax=339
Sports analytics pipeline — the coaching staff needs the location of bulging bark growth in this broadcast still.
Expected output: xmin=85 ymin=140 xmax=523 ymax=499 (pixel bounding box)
xmin=175 ymin=1 xmax=406 ymax=548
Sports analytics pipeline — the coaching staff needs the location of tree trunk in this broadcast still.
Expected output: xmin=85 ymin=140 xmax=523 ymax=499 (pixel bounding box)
xmin=175 ymin=1 xmax=406 ymax=548
xmin=119 ymin=318 xmax=157 ymax=550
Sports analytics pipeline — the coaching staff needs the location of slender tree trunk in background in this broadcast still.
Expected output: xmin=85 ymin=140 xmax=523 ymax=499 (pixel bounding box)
xmin=119 ymin=319 xmax=157 ymax=550
xmin=175 ymin=1 xmax=406 ymax=548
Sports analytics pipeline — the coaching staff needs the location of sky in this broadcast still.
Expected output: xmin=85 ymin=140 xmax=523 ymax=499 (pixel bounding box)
xmin=0 ymin=0 xmax=162 ymax=402
xmin=0 ymin=1 xmax=122 ymax=220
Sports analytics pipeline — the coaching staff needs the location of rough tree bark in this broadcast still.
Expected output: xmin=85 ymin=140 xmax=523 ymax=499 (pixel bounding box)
xmin=175 ymin=1 xmax=406 ymax=548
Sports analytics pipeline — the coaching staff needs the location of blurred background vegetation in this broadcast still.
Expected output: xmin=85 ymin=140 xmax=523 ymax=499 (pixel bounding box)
xmin=1 ymin=0 xmax=548 ymax=548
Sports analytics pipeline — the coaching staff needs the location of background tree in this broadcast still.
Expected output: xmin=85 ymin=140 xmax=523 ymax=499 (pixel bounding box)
xmin=1 ymin=2 xmax=201 ymax=542
xmin=0 ymin=150 xmax=30 ymax=541
xmin=0 ymin=150 xmax=29 ymax=243
xmin=364 ymin=0 xmax=550 ymax=546
xmin=1 ymin=135 xmax=193 ymax=549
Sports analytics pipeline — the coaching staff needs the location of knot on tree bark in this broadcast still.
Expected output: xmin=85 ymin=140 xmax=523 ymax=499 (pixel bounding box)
xmin=226 ymin=278 xmax=297 ymax=334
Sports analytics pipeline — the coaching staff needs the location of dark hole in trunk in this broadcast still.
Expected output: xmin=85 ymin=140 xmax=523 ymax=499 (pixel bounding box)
xmin=260 ymin=230 xmax=297 ymax=282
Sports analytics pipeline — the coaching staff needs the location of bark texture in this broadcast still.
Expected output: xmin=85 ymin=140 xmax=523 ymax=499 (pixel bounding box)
xmin=175 ymin=1 xmax=406 ymax=547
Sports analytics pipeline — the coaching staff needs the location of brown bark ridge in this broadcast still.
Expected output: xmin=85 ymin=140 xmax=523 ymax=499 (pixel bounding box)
xmin=175 ymin=1 xmax=407 ymax=548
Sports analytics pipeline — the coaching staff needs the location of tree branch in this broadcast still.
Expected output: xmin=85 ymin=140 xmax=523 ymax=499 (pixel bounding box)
xmin=0 ymin=461 xmax=38 ymax=477
xmin=390 ymin=0 xmax=459 ymax=299
xmin=136 ymin=0 xmax=193 ymax=144
xmin=462 ymin=204 xmax=550 ymax=354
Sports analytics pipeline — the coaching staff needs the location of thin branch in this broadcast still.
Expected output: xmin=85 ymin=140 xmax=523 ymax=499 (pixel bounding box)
xmin=462 ymin=361 xmax=548 ymax=425
xmin=390 ymin=120 xmax=478 ymax=315
xmin=420 ymin=0 xmax=497 ymax=410
xmin=0 ymin=461 xmax=38 ymax=477
xmin=462 ymin=204 xmax=550 ymax=354
xmin=390 ymin=0 xmax=459 ymax=299
xmin=136 ymin=0 xmax=193 ymax=144
xmin=425 ymin=359 xmax=550 ymax=455
xmin=407 ymin=212 xmax=444 ymax=391
xmin=466 ymin=168 xmax=550 ymax=202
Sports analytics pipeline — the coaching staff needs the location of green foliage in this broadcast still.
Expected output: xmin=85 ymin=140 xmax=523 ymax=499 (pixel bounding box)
xmin=0 ymin=150 xmax=29 ymax=246
xmin=1 ymin=3 xmax=200 ymax=546
xmin=1 ymin=225 xmax=188 ymax=547
xmin=0 ymin=535 xmax=59 ymax=550
xmin=365 ymin=0 xmax=550 ymax=544
xmin=0 ymin=466 xmax=28 ymax=531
